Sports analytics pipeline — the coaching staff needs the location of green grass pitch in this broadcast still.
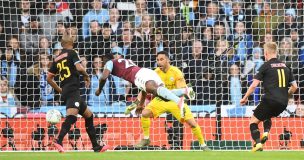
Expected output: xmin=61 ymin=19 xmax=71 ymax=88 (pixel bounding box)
xmin=1 ymin=151 xmax=304 ymax=160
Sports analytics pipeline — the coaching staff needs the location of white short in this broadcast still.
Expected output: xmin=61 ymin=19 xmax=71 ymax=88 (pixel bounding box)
xmin=134 ymin=68 xmax=164 ymax=92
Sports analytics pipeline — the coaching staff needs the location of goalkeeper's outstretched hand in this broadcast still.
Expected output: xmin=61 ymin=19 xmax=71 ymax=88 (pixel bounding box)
xmin=124 ymin=99 xmax=140 ymax=115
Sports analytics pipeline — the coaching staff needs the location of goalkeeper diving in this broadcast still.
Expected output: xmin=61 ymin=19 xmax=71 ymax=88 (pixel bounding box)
xmin=125 ymin=51 xmax=210 ymax=150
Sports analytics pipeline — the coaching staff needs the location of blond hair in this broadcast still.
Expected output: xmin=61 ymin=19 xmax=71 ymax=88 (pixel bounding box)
xmin=264 ymin=42 xmax=277 ymax=55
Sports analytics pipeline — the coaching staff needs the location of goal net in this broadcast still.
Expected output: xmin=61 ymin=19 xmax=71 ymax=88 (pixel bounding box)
xmin=0 ymin=0 xmax=304 ymax=151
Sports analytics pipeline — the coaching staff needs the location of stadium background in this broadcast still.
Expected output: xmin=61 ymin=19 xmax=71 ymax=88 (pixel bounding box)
xmin=0 ymin=0 xmax=304 ymax=151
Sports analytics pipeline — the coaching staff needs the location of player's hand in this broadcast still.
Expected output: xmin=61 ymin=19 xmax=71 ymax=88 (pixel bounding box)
xmin=135 ymin=104 xmax=145 ymax=116
xmin=240 ymin=98 xmax=248 ymax=106
xmin=84 ymin=76 xmax=90 ymax=88
xmin=95 ymin=89 xmax=101 ymax=96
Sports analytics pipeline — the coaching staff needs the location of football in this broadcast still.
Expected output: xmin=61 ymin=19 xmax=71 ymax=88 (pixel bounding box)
xmin=46 ymin=109 xmax=62 ymax=124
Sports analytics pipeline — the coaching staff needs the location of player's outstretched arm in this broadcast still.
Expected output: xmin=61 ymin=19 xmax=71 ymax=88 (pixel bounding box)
xmin=95 ymin=69 xmax=111 ymax=96
xmin=288 ymin=81 xmax=298 ymax=97
xmin=47 ymin=72 xmax=62 ymax=94
xmin=240 ymin=79 xmax=260 ymax=105
xmin=75 ymin=63 xmax=90 ymax=88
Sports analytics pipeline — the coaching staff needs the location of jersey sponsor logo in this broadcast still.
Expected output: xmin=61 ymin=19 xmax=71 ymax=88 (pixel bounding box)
xmin=55 ymin=53 xmax=68 ymax=62
xmin=271 ymin=63 xmax=286 ymax=68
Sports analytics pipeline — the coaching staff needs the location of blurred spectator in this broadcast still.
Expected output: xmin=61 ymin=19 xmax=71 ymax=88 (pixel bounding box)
xmin=278 ymin=37 xmax=299 ymax=70
xmin=180 ymin=0 xmax=196 ymax=25
xmin=7 ymin=36 xmax=21 ymax=62
xmin=252 ymin=2 xmax=283 ymax=41
xmin=133 ymin=0 xmax=149 ymax=28
xmin=27 ymin=53 xmax=58 ymax=106
xmin=52 ymin=20 xmax=66 ymax=48
xmin=6 ymin=0 xmax=32 ymax=35
xmin=118 ymin=29 xmax=144 ymax=67
xmin=229 ymin=64 xmax=242 ymax=105
xmin=273 ymin=8 xmax=299 ymax=42
xmin=52 ymin=43 xmax=62 ymax=57
xmin=54 ymin=0 xmax=73 ymax=21
xmin=134 ymin=14 xmax=154 ymax=43
xmin=39 ymin=36 xmax=52 ymax=55
xmin=79 ymin=55 xmax=90 ymax=102
xmin=108 ymin=8 xmax=123 ymax=35
xmin=88 ymin=56 xmax=112 ymax=107
xmin=160 ymin=1 xmax=185 ymax=63
xmin=242 ymin=47 xmax=264 ymax=78
xmin=20 ymin=16 xmax=43 ymax=58
xmin=244 ymin=0 xmax=263 ymax=34
xmin=228 ymin=64 xmax=246 ymax=117
xmin=192 ymin=71 xmax=216 ymax=105
xmin=213 ymin=21 xmax=228 ymax=41
xmin=147 ymin=0 xmax=163 ymax=21
xmin=215 ymin=39 xmax=239 ymax=66
xmin=228 ymin=21 xmax=253 ymax=62
xmin=151 ymin=28 xmax=169 ymax=56
xmin=196 ymin=25 xmax=214 ymax=54
xmin=196 ymin=1 xmax=229 ymax=34
xmin=226 ymin=1 xmax=245 ymax=34
xmin=175 ymin=26 xmax=194 ymax=67
xmin=219 ymin=0 xmax=232 ymax=16
xmin=38 ymin=1 xmax=65 ymax=41
xmin=0 ymin=47 xmax=19 ymax=91
xmin=183 ymin=40 xmax=206 ymax=82
xmin=0 ymin=20 xmax=5 ymax=54
xmin=134 ymin=14 xmax=155 ymax=67
xmin=83 ymin=20 xmax=103 ymax=63
xmin=0 ymin=79 xmax=17 ymax=107
xmin=82 ymin=0 xmax=109 ymax=39
xmin=259 ymin=32 xmax=274 ymax=47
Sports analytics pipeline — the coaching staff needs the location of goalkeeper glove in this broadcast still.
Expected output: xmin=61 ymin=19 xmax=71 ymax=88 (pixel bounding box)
xmin=124 ymin=99 xmax=140 ymax=115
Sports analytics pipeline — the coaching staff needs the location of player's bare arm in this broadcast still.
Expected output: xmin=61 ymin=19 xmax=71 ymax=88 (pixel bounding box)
xmin=47 ymin=72 xmax=62 ymax=94
xmin=95 ymin=68 xmax=111 ymax=96
xmin=288 ymin=81 xmax=298 ymax=97
xmin=240 ymin=79 xmax=260 ymax=105
xmin=135 ymin=91 xmax=147 ymax=115
xmin=75 ymin=63 xmax=90 ymax=88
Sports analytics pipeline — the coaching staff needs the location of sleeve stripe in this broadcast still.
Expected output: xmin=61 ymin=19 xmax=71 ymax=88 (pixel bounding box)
xmin=74 ymin=60 xmax=81 ymax=65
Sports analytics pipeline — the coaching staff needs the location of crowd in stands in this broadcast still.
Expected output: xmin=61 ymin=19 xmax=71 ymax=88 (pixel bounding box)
xmin=0 ymin=0 xmax=303 ymax=110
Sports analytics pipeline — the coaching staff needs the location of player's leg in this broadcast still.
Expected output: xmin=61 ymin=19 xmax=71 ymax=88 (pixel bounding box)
xmin=145 ymin=81 xmax=185 ymax=121
xmin=169 ymin=103 xmax=210 ymax=150
xmin=145 ymin=80 xmax=181 ymax=104
xmin=250 ymin=115 xmax=263 ymax=152
xmin=135 ymin=109 xmax=153 ymax=148
xmin=136 ymin=98 xmax=166 ymax=148
xmin=54 ymin=108 xmax=78 ymax=152
xmin=81 ymin=106 xmax=109 ymax=152
xmin=261 ymin=119 xmax=271 ymax=144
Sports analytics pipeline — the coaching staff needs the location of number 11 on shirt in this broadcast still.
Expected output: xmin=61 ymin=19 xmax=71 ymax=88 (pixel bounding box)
xmin=277 ymin=69 xmax=285 ymax=88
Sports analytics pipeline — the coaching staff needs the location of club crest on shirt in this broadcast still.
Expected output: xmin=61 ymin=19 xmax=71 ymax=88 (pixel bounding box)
xmin=75 ymin=102 xmax=80 ymax=107
xmin=170 ymin=77 xmax=174 ymax=81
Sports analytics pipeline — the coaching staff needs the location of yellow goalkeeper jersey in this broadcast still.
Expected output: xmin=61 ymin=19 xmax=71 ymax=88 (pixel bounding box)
xmin=155 ymin=66 xmax=187 ymax=90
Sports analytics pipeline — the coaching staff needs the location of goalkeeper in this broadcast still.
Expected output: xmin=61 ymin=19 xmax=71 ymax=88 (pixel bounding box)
xmin=126 ymin=51 xmax=210 ymax=150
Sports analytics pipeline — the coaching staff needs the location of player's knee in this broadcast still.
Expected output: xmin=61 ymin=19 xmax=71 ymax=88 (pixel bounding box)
xmin=142 ymin=109 xmax=152 ymax=118
xmin=186 ymin=119 xmax=197 ymax=128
